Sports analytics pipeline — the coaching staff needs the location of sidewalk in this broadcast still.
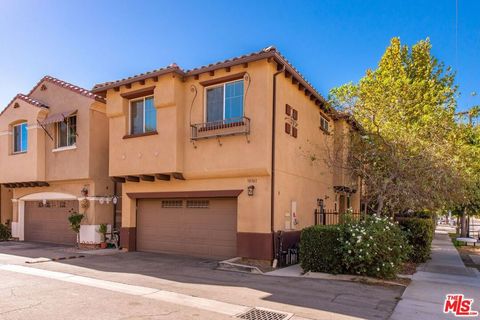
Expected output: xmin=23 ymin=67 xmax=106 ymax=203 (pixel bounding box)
xmin=390 ymin=226 xmax=480 ymax=319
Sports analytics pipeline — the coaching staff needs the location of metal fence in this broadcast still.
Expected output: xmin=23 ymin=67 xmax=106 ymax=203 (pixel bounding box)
xmin=314 ymin=209 xmax=362 ymax=225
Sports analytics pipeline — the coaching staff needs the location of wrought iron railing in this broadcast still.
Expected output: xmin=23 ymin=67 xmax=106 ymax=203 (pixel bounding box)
xmin=314 ymin=209 xmax=362 ymax=225
xmin=190 ymin=116 xmax=250 ymax=140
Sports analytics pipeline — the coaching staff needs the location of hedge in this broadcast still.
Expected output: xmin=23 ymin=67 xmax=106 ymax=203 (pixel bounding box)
xmin=397 ymin=217 xmax=435 ymax=263
xmin=300 ymin=225 xmax=342 ymax=273
xmin=0 ymin=224 xmax=11 ymax=241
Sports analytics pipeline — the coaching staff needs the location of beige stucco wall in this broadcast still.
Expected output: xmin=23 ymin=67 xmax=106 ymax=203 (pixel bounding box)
xmin=104 ymin=58 xmax=360 ymax=236
xmin=0 ymin=79 xmax=113 ymax=231
xmin=0 ymin=186 xmax=13 ymax=225
xmin=107 ymin=60 xmax=272 ymax=179
xmin=0 ymin=99 xmax=48 ymax=183
xmin=272 ymin=64 xmax=337 ymax=230
xmin=107 ymin=61 xmax=273 ymax=233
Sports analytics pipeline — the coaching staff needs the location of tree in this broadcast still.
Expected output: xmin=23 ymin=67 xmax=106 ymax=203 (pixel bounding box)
xmin=329 ymin=37 xmax=463 ymax=215
xmin=449 ymin=114 xmax=480 ymax=236
xmin=68 ymin=210 xmax=84 ymax=247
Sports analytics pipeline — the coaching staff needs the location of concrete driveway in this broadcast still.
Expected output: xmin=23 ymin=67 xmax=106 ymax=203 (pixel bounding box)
xmin=0 ymin=241 xmax=404 ymax=319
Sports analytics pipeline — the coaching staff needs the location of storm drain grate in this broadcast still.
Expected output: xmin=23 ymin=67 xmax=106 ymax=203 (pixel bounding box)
xmin=237 ymin=307 xmax=292 ymax=320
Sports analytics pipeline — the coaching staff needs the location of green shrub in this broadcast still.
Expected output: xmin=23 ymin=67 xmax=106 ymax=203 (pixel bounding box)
xmin=300 ymin=225 xmax=342 ymax=273
xmin=338 ymin=215 xmax=410 ymax=279
xmin=0 ymin=224 xmax=11 ymax=241
xmin=68 ymin=211 xmax=84 ymax=233
xmin=300 ymin=215 xmax=410 ymax=279
xmin=397 ymin=217 xmax=434 ymax=263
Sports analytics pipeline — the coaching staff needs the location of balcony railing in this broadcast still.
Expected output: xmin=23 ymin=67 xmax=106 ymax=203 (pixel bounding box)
xmin=191 ymin=116 xmax=250 ymax=140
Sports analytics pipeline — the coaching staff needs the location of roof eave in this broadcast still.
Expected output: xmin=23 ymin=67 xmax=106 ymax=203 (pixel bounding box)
xmin=92 ymin=67 xmax=184 ymax=93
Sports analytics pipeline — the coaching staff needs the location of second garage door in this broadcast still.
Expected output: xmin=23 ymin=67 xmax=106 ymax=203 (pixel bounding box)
xmin=137 ymin=198 xmax=237 ymax=259
xmin=24 ymin=200 xmax=78 ymax=245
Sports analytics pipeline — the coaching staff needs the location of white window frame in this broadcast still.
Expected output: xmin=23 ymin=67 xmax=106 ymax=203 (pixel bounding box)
xmin=320 ymin=114 xmax=329 ymax=132
xmin=129 ymin=95 xmax=155 ymax=135
xmin=204 ymin=79 xmax=244 ymax=122
xmin=56 ymin=115 xmax=77 ymax=149
xmin=12 ymin=122 xmax=27 ymax=154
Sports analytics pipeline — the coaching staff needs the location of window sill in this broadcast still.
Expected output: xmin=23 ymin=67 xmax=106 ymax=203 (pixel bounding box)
xmin=12 ymin=151 xmax=27 ymax=155
xmin=123 ymin=131 xmax=158 ymax=139
xmin=319 ymin=127 xmax=330 ymax=135
xmin=52 ymin=145 xmax=77 ymax=153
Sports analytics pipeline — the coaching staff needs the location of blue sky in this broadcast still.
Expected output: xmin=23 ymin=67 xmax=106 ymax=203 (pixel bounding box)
xmin=0 ymin=0 xmax=478 ymax=111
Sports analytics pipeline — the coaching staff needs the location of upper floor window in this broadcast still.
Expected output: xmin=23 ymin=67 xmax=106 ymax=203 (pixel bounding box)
xmin=57 ymin=115 xmax=77 ymax=148
xmin=320 ymin=115 xmax=329 ymax=132
xmin=13 ymin=122 xmax=28 ymax=153
xmin=130 ymin=96 xmax=156 ymax=135
xmin=206 ymin=80 xmax=244 ymax=123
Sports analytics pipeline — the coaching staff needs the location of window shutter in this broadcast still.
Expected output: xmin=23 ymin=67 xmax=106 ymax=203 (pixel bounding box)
xmin=285 ymin=123 xmax=291 ymax=134
xmin=292 ymin=109 xmax=298 ymax=120
xmin=292 ymin=127 xmax=298 ymax=138
xmin=285 ymin=104 xmax=292 ymax=116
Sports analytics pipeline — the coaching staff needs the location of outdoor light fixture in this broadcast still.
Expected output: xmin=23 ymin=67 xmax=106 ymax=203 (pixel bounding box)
xmin=42 ymin=199 xmax=47 ymax=205
xmin=317 ymin=198 xmax=324 ymax=207
xmin=247 ymin=185 xmax=255 ymax=196
xmin=99 ymin=197 xmax=105 ymax=205
xmin=112 ymin=196 xmax=118 ymax=205
xmin=81 ymin=186 xmax=88 ymax=197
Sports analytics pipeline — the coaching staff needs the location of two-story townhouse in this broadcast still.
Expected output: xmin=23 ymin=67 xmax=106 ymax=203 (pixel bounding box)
xmin=0 ymin=76 xmax=113 ymax=246
xmin=92 ymin=47 xmax=360 ymax=260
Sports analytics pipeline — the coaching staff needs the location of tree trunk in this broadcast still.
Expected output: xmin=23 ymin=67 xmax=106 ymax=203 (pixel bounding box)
xmin=460 ymin=209 xmax=467 ymax=237
xmin=376 ymin=195 xmax=384 ymax=215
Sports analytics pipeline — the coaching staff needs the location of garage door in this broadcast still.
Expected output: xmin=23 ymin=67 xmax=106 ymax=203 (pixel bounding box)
xmin=137 ymin=198 xmax=237 ymax=259
xmin=24 ymin=200 xmax=78 ymax=245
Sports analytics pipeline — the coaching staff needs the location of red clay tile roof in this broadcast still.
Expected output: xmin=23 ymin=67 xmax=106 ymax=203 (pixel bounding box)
xmin=92 ymin=64 xmax=183 ymax=92
xmin=90 ymin=46 xmax=330 ymax=111
xmin=1 ymin=94 xmax=49 ymax=116
xmin=30 ymin=75 xmax=106 ymax=103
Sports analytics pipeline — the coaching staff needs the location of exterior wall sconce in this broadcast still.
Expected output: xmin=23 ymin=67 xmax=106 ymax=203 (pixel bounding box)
xmin=112 ymin=196 xmax=119 ymax=205
xmin=42 ymin=199 xmax=47 ymax=205
xmin=247 ymin=185 xmax=255 ymax=196
xmin=317 ymin=198 xmax=324 ymax=207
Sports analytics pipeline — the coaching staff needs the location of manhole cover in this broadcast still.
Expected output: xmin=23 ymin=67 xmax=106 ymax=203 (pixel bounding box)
xmin=237 ymin=307 xmax=292 ymax=320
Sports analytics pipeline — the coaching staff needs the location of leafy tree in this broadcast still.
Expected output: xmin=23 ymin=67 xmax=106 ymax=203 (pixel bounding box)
xmin=68 ymin=210 xmax=84 ymax=247
xmin=329 ymin=37 xmax=464 ymax=215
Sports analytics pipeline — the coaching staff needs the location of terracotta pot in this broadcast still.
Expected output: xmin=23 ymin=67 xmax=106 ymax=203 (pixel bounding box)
xmin=100 ymin=242 xmax=107 ymax=249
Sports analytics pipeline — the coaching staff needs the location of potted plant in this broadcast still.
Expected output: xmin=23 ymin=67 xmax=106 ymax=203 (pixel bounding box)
xmin=98 ymin=224 xmax=108 ymax=249
xmin=68 ymin=210 xmax=84 ymax=248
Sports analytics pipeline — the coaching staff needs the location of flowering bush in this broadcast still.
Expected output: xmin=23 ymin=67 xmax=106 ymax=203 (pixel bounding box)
xmin=338 ymin=214 xmax=410 ymax=279
xmin=300 ymin=214 xmax=410 ymax=279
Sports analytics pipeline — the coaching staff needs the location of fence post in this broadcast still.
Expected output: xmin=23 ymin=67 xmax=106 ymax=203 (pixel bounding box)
xmin=321 ymin=205 xmax=326 ymax=225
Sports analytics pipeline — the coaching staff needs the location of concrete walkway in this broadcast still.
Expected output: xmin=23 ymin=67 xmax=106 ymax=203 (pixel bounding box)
xmin=390 ymin=226 xmax=480 ymax=319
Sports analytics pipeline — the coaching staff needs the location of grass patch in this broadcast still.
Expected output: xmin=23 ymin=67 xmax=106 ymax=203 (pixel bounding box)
xmin=448 ymin=232 xmax=463 ymax=247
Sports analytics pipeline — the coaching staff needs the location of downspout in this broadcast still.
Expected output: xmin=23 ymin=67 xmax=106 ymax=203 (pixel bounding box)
xmin=271 ymin=64 xmax=285 ymax=266
xmin=113 ymin=182 xmax=117 ymax=230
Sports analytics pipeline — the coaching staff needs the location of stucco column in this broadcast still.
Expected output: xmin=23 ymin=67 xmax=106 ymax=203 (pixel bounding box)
xmin=120 ymin=185 xmax=136 ymax=251
xmin=17 ymin=200 xmax=25 ymax=241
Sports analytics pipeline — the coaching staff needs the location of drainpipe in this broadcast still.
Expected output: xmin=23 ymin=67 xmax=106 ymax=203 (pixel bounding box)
xmin=271 ymin=64 xmax=285 ymax=267
xmin=113 ymin=182 xmax=117 ymax=230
